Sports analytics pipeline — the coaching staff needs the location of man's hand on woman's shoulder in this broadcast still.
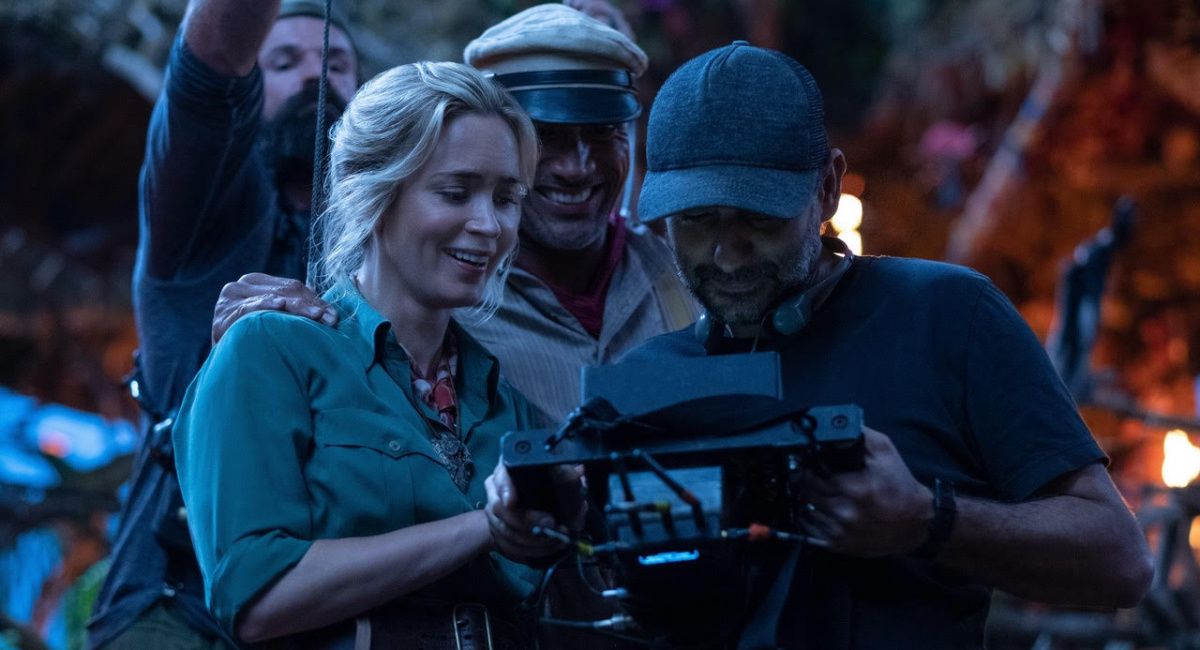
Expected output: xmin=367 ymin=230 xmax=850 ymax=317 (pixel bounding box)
xmin=212 ymin=273 xmax=337 ymax=344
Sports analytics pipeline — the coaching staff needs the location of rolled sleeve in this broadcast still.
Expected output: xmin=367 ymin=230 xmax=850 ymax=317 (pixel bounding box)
xmin=174 ymin=314 xmax=315 ymax=638
xmin=167 ymin=35 xmax=263 ymax=121
xmin=208 ymin=530 xmax=313 ymax=634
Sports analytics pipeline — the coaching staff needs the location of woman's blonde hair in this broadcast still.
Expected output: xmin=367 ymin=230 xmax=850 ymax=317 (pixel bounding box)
xmin=315 ymin=61 xmax=538 ymax=320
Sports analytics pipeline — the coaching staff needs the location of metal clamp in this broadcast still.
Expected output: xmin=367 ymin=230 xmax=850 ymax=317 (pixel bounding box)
xmin=452 ymin=603 xmax=493 ymax=650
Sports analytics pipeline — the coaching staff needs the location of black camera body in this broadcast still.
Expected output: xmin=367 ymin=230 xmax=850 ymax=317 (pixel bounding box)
xmin=502 ymin=352 xmax=865 ymax=643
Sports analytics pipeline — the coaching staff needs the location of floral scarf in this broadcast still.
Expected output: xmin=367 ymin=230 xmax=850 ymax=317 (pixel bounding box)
xmin=410 ymin=332 xmax=473 ymax=492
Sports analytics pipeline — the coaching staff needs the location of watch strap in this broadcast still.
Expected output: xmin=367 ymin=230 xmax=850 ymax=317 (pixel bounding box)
xmin=914 ymin=478 xmax=957 ymax=559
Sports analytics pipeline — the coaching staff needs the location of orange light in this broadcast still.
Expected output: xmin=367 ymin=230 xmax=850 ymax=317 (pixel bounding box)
xmin=841 ymin=173 xmax=866 ymax=198
xmin=38 ymin=429 xmax=71 ymax=459
xmin=830 ymin=194 xmax=863 ymax=255
xmin=830 ymin=195 xmax=863 ymax=233
xmin=837 ymin=230 xmax=863 ymax=255
xmin=1163 ymin=429 xmax=1200 ymax=487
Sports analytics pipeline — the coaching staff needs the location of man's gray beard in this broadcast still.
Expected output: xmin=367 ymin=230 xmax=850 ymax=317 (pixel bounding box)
xmin=681 ymin=233 xmax=824 ymax=326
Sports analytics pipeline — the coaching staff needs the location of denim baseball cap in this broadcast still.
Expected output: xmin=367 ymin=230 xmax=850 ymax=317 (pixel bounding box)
xmin=638 ymin=41 xmax=830 ymax=222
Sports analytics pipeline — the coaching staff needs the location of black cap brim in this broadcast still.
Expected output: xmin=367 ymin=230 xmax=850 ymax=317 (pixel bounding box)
xmin=494 ymin=69 xmax=641 ymax=124
xmin=638 ymin=163 xmax=820 ymax=222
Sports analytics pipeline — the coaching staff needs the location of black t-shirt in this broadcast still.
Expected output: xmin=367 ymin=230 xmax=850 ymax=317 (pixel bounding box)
xmin=622 ymin=255 xmax=1106 ymax=649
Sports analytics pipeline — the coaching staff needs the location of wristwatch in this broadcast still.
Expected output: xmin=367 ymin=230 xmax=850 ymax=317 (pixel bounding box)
xmin=914 ymin=478 xmax=957 ymax=559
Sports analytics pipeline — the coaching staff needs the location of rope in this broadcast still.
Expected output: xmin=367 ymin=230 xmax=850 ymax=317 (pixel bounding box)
xmin=306 ymin=0 xmax=334 ymax=287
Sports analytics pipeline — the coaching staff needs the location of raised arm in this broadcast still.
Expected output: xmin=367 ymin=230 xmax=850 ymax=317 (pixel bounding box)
xmin=182 ymin=0 xmax=283 ymax=76
xmin=138 ymin=1 xmax=281 ymax=280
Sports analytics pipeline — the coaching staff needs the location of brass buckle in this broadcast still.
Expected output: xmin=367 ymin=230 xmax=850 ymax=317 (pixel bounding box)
xmin=452 ymin=603 xmax=493 ymax=650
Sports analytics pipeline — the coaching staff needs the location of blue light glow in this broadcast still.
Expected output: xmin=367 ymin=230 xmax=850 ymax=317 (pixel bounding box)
xmin=637 ymin=549 xmax=700 ymax=566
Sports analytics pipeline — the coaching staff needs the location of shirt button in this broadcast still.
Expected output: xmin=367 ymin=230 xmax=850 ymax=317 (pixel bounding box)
xmin=162 ymin=585 xmax=177 ymax=598
xmin=176 ymin=507 xmax=188 ymax=522
xmin=475 ymin=500 xmax=486 ymax=510
xmin=388 ymin=440 xmax=401 ymax=452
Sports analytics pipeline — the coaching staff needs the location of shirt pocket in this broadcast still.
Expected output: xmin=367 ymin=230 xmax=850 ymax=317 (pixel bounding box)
xmin=308 ymin=407 xmax=440 ymax=537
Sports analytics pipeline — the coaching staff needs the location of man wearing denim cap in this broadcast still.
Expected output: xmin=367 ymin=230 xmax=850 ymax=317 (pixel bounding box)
xmin=89 ymin=2 xmax=358 ymax=648
xmin=624 ymin=42 xmax=1151 ymax=648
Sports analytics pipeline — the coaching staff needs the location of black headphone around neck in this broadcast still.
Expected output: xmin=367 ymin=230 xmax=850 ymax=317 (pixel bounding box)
xmin=694 ymin=238 xmax=854 ymax=349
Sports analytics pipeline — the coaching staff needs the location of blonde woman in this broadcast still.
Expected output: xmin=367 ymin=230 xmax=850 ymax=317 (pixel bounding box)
xmin=173 ymin=62 xmax=578 ymax=648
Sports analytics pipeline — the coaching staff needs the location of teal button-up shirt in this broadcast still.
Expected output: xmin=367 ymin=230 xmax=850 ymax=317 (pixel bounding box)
xmin=173 ymin=284 xmax=542 ymax=639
